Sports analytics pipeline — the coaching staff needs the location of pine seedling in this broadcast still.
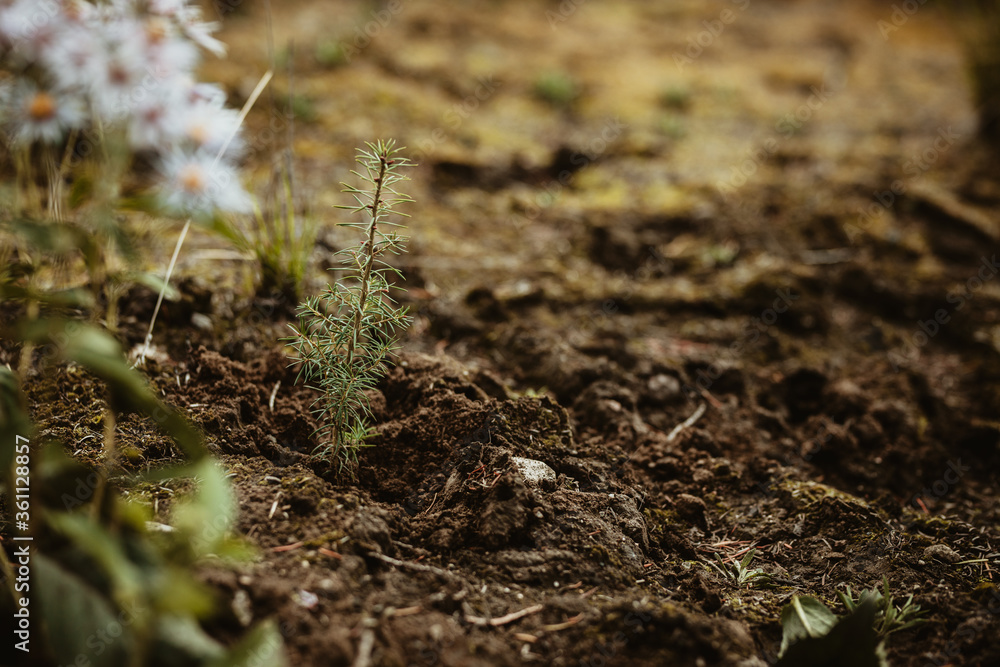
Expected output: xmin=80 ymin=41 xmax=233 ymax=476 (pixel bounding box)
xmin=286 ymin=140 xmax=413 ymax=473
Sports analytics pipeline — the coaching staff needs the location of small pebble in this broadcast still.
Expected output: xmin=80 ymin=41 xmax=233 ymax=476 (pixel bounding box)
xmin=191 ymin=312 xmax=213 ymax=330
xmin=295 ymin=590 xmax=319 ymax=609
xmin=512 ymin=456 xmax=557 ymax=485
xmin=647 ymin=373 xmax=681 ymax=402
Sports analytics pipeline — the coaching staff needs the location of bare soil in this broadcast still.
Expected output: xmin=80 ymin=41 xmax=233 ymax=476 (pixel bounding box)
xmin=14 ymin=0 xmax=1000 ymax=665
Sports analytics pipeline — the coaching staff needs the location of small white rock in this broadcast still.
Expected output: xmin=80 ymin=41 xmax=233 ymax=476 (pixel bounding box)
xmin=295 ymin=590 xmax=319 ymax=609
xmin=511 ymin=456 xmax=556 ymax=485
xmin=232 ymin=590 xmax=253 ymax=627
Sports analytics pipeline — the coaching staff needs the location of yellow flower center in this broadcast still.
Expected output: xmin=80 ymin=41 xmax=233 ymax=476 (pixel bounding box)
xmin=188 ymin=122 xmax=209 ymax=146
xmin=28 ymin=92 xmax=56 ymax=122
xmin=145 ymin=18 xmax=169 ymax=45
xmin=178 ymin=164 xmax=206 ymax=194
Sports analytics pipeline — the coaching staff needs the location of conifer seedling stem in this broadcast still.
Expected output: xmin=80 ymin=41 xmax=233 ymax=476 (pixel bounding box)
xmin=349 ymin=157 xmax=387 ymax=367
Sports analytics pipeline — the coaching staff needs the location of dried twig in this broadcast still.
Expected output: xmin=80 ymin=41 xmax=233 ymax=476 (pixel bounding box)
xmin=368 ymin=552 xmax=455 ymax=579
xmin=666 ymin=402 xmax=707 ymax=443
xmin=352 ymin=627 xmax=375 ymax=667
xmin=421 ymin=491 xmax=439 ymax=515
xmin=267 ymin=491 xmax=282 ymax=520
xmin=269 ymin=380 xmax=281 ymax=412
xmin=542 ymin=613 xmax=583 ymax=632
xmin=389 ymin=605 xmax=422 ymax=617
xmin=465 ymin=604 xmax=544 ymax=627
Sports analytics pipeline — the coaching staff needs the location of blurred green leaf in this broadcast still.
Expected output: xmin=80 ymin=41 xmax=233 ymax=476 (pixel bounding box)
xmin=0 ymin=283 xmax=96 ymax=308
xmin=533 ymin=71 xmax=580 ymax=108
xmin=69 ymin=173 xmax=95 ymax=208
xmin=117 ymin=194 xmax=162 ymax=216
xmin=171 ymin=460 xmax=237 ymax=558
xmin=153 ymin=614 xmax=225 ymax=665
xmin=46 ymin=512 xmax=146 ymax=608
xmin=779 ymin=595 xmax=837 ymax=656
xmin=209 ymin=619 xmax=287 ymax=667
xmin=34 ymin=553 xmax=135 ymax=667
xmin=5 ymin=218 xmax=98 ymax=259
xmin=152 ymin=569 xmax=216 ymax=618
xmin=19 ymin=320 xmax=208 ymax=462
xmin=777 ymin=597 xmax=886 ymax=667
xmin=127 ymin=272 xmax=180 ymax=301
xmin=315 ymin=39 xmax=348 ymax=68
xmin=0 ymin=366 xmax=31 ymax=474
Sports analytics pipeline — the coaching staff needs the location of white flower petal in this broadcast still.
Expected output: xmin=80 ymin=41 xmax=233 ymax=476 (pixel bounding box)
xmin=158 ymin=150 xmax=252 ymax=217
xmin=8 ymin=82 xmax=86 ymax=145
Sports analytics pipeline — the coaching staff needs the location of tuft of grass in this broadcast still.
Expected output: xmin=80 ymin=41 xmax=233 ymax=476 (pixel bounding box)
xmin=251 ymin=161 xmax=318 ymax=303
xmin=283 ymin=93 xmax=319 ymax=123
xmin=659 ymin=85 xmax=692 ymax=111
xmin=315 ymin=39 xmax=349 ymax=68
xmin=533 ymin=70 xmax=580 ymax=109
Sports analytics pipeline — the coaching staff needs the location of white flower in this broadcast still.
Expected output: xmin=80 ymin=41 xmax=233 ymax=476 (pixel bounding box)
xmin=158 ymin=150 xmax=251 ymax=216
xmin=128 ymin=16 xmax=200 ymax=79
xmin=84 ymin=11 xmax=207 ymax=124
xmin=8 ymin=82 xmax=86 ymax=145
xmin=59 ymin=1 xmax=99 ymax=24
xmin=186 ymin=81 xmax=227 ymax=107
xmin=128 ymin=84 xmax=185 ymax=150
xmin=147 ymin=0 xmax=225 ymax=56
xmin=179 ymin=98 xmax=242 ymax=156
xmin=84 ymin=19 xmax=147 ymax=120
xmin=40 ymin=22 xmax=104 ymax=92
xmin=147 ymin=0 xmax=187 ymax=18
xmin=178 ymin=17 xmax=225 ymax=57
xmin=0 ymin=0 xmax=67 ymax=63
